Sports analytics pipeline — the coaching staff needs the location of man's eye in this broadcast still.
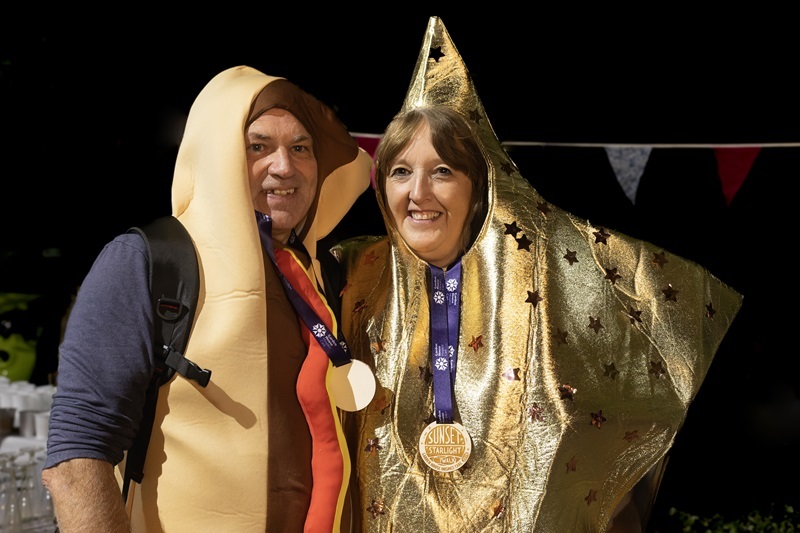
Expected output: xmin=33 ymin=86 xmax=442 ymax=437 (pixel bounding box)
xmin=249 ymin=143 xmax=264 ymax=153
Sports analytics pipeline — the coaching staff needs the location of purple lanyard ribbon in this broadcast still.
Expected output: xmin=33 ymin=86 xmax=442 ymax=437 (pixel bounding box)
xmin=255 ymin=212 xmax=351 ymax=367
xmin=429 ymin=261 xmax=462 ymax=424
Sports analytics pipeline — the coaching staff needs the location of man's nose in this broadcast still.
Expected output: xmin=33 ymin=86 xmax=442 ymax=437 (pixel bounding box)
xmin=268 ymin=147 xmax=294 ymax=177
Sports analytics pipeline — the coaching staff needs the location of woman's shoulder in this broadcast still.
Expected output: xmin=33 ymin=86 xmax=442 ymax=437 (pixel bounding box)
xmin=330 ymin=235 xmax=389 ymax=264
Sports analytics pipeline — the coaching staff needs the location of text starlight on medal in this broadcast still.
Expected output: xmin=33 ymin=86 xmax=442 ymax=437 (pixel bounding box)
xmin=418 ymin=422 xmax=472 ymax=472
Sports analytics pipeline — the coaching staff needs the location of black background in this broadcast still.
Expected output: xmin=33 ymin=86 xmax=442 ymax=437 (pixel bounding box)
xmin=2 ymin=10 xmax=797 ymax=530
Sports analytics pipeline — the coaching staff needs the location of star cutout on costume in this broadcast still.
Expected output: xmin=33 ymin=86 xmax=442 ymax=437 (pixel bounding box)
xmin=419 ymin=366 xmax=433 ymax=383
xmin=588 ymin=316 xmax=604 ymax=334
xmin=371 ymin=339 xmax=385 ymax=353
xmin=593 ymin=228 xmax=611 ymax=245
xmin=648 ymin=360 xmax=666 ymax=378
xmin=424 ymin=412 xmax=436 ymax=424
xmin=338 ymin=281 xmax=351 ymax=297
xmin=623 ymin=430 xmax=640 ymax=443
xmin=502 ymin=368 xmax=520 ymax=381
xmin=371 ymin=391 xmax=391 ymax=413
xmin=364 ymin=437 xmax=382 ymax=455
xmin=603 ymin=363 xmax=619 ymax=379
xmin=585 ymin=489 xmax=598 ymax=506
xmin=468 ymin=335 xmax=484 ymax=351
xmin=363 ymin=250 xmax=379 ymax=265
xmin=353 ymin=299 xmax=367 ymax=314
xmin=428 ymin=45 xmax=444 ymax=62
xmin=367 ymin=498 xmax=386 ymax=518
xmin=627 ymin=307 xmax=643 ymax=324
xmin=566 ymin=456 xmax=578 ymax=473
xmin=706 ymin=302 xmax=717 ymax=319
xmin=553 ymin=328 xmax=569 ymax=345
xmin=492 ymin=500 xmax=505 ymax=519
xmin=504 ymin=221 xmax=521 ymax=237
xmin=652 ymin=251 xmax=668 ymax=268
xmin=558 ymin=383 xmax=576 ymax=400
xmin=526 ymin=290 xmax=543 ymax=308
xmin=662 ymin=284 xmax=679 ymax=302
xmin=564 ymin=249 xmax=578 ymax=265
xmin=500 ymin=161 xmax=515 ymax=175
xmin=590 ymin=409 xmax=607 ymax=429
xmin=516 ymin=234 xmax=532 ymax=251
xmin=537 ymin=201 xmax=551 ymax=216
xmin=604 ymin=267 xmax=622 ymax=285
xmin=469 ymin=108 xmax=484 ymax=124
xmin=528 ymin=402 xmax=544 ymax=423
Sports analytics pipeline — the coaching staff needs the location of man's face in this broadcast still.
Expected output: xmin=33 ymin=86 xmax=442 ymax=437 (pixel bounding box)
xmin=247 ymin=108 xmax=318 ymax=243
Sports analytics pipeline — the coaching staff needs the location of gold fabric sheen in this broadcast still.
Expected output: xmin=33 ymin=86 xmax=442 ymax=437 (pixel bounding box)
xmin=336 ymin=17 xmax=742 ymax=532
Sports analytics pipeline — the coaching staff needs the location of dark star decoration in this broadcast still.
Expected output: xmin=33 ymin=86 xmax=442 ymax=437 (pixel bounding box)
xmin=371 ymin=391 xmax=391 ymax=413
xmin=564 ymin=249 xmax=578 ymax=265
xmin=652 ymin=251 xmax=668 ymax=268
xmin=500 ymin=161 xmax=515 ymax=175
xmin=648 ymin=360 xmax=666 ymax=378
xmin=492 ymin=501 xmax=505 ymax=519
xmin=363 ymin=250 xmax=379 ymax=265
xmin=662 ymin=284 xmax=679 ymax=302
xmin=627 ymin=307 xmax=643 ymax=324
xmin=504 ymin=221 xmax=521 ymax=237
xmin=566 ymin=456 xmax=578 ymax=473
xmin=558 ymin=383 xmax=576 ymax=400
xmin=526 ymin=290 xmax=543 ymax=308
xmin=365 ymin=437 xmax=382 ymax=455
xmin=528 ymin=402 xmax=544 ymax=423
xmin=588 ymin=316 xmax=604 ymax=334
xmin=353 ymin=299 xmax=367 ymax=314
xmin=585 ymin=489 xmax=598 ymax=506
xmin=371 ymin=339 xmax=385 ymax=353
xmin=553 ymin=328 xmax=568 ymax=345
xmin=604 ymin=267 xmax=622 ymax=285
xmin=338 ymin=281 xmax=351 ymax=297
xmin=469 ymin=108 xmax=484 ymax=123
xmin=502 ymin=368 xmax=521 ymax=381
xmin=468 ymin=334 xmax=484 ymax=351
xmin=419 ymin=366 xmax=433 ymax=383
xmin=706 ymin=302 xmax=717 ymax=319
xmin=516 ymin=234 xmax=532 ymax=251
xmin=424 ymin=412 xmax=436 ymax=424
xmin=603 ymin=363 xmax=618 ymax=379
xmin=428 ymin=46 xmax=445 ymax=62
xmin=367 ymin=498 xmax=386 ymax=519
xmin=537 ymin=201 xmax=551 ymax=216
xmin=590 ymin=409 xmax=607 ymax=429
xmin=593 ymin=228 xmax=611 ymax=245
xmin=623 ymin=430 xmax=640 ymax=442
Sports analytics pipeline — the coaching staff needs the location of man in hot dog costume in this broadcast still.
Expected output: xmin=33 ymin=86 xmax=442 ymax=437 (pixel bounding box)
xmin=43 ymin=65 xmax=373 ymax=532
xmin=335 ymin=17 xmax=742 ymax=532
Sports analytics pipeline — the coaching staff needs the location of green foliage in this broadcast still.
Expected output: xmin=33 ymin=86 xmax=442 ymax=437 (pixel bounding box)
xmin=662 ymin=504 xmax=798 ymax=532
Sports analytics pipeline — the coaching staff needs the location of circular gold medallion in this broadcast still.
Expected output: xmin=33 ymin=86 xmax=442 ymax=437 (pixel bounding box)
xmin=330 ymin=359 xmax=376 ymax=412
xmin=418 ymin=421 xmax=472 ymax=472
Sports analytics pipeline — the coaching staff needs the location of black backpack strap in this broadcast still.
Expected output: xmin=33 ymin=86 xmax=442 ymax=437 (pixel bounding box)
xmin=122 ymin=216 xmax=207 ymax=502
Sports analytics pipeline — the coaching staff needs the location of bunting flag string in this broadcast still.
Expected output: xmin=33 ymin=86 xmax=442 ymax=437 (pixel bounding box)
xmin=351 ymin=134 xmax=800 ymax=207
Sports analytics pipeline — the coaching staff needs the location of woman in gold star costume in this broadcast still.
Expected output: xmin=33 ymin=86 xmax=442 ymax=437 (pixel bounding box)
xmin=335 ymin=16 xmax=742 ymax=532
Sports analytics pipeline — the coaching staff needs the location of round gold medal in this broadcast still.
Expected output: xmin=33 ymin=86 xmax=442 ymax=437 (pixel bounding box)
xmin=330 ymin=359 xmax=376 ymax=412
xmin=418 ymin=421 xmax=472 ymax=472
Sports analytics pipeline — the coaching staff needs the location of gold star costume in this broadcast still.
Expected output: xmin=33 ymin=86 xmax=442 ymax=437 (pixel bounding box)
xmin=335 ymin=17 xmax=742 ymax=532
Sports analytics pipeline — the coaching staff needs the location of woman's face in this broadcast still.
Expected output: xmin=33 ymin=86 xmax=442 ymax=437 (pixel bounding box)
xmin=385 ymin=123 xmax=473 ymax=268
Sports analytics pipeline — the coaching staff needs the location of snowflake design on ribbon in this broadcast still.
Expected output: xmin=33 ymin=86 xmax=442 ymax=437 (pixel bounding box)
xmin=339 ymin=340 xmax=349 ymax=353
xmin=448 ymin=345 xmax=455 ymax=358
xmin=434 ymin=357 xmax=449 ymax=371
xmin=312 ymin=323 xmax=327 ymax=338
xmin=433 ymin=291 xmax=445 ymax=305
xmin=446 ymin=278 xmax=458 ymax=292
